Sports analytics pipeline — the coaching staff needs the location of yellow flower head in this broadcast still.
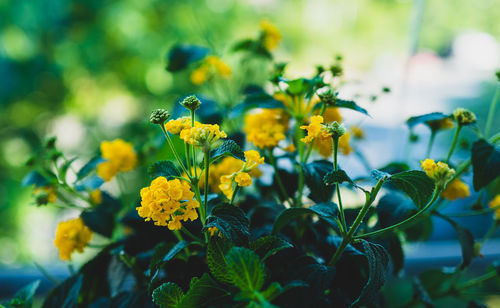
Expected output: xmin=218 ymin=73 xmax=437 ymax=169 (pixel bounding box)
xmin=300 ymin=115 xmax=324 ymax=143
xmin=97 ymin=139 xmax=138 ymax=181
xmin=235 ymin=172 xmax=252 ymax=187
xmin=165 ymin=117 xmax=199 ymax=135
xmin=90 ymin=189 xmax=102 ymax=204
xmin=244 ymin=109 xmax=288 ymax=149
xmin=180 ymin=123 xmax=227 ymax=150
xmin=208 ymin=226 xmax=219 ymax=236
xmin=190 ymin=56 xmax=231 ymax=85
xmin=322 ymin=108 xmax=342 ymax=124
xmin=313 ymin=131 xmax=352 ymax=158
xmin=351 ymin=126 xmax=365 ymax=139
xmin=441 ymin=178 xmax=470 ymax=201
xmin=283 ymin=144 xmax=296 ymax=152
xmin=426 ymin=118 xmax=454 ymax=132
xmin=219 ymin=175 xmax=234 ymax=200
xmin=489 ymin=195 xmax=500 ymax=220
xmin=54 ymin=217 xmax=93 ymax=261
xmin=136 ymin=177 xmax=200 ymax=230
xmin=33 ymin=186 xmax=57 ymax=204
xmin=260 ymin=19 xmax=282 ymax=51
xmin=421 ymin=159 xmax=455 ymax=188
xmin=453 ymin=108 xmax=476 ymax=126
xmin=243 ymin=150 xmax=265 ymax=171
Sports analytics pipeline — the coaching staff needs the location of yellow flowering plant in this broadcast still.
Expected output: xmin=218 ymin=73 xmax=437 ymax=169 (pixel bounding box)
xmin=19 ymin=22 xmax=500 ymax=308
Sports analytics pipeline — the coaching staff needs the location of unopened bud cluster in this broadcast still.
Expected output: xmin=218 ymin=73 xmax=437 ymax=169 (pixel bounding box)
xmin=325 ymin=121 xmax=346 ymax=139
xmin=150 ymin=109 xmax=170 ymax=125
xmin=181 ymin=95 xmax=202 ymax=111
xmin=453 ymin=108 xmax=476 ymax=126
xmin=317 ymin=88 xmax=337 ymax=106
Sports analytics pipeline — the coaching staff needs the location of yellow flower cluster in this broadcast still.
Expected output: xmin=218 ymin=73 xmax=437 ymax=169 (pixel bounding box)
xmin=202 ymin=156 xmax=263 ymax=193
xmin=90 ymin=189 xmax=102 ymax=204
xmin=441 ymin=178 xmax=470 ymax=201
xmin=54 ymin=217 xmax=93 ymax=261
xmin=260 ymin=19 xmax=282 ymax=51
xmin=489 ymin=195 xmax=500 ymax=220
xmin=137 ymin=177 xmax=200 ymax=230
xmin=421 ymin=159 xmax=455 ymax=187
xmin=351 ymin=126 xmax=365 ymax=139
xmin=97 ymin=139 xmax=138 ymax=181
xmin=301 ymin=115 xmax=352 ymax=157
xmin=190 ymin=56 xmax=231 ymax=85
xmin=244 ymin=109 xmax=288 ymax=148
xmin=208 ymin=226 xmax=219 ymax=236
xmin=164 ymin=117 xmax=198 ymax=135
xmin=218 ymin=150 xmax=265 ymax=199
xmin=180 ymin=123 xmax=227 ymax=149
xmin=322 ymin=107 xmax=342 ymax=123
xmin=34 ymin=186 xmax=57 ymax=203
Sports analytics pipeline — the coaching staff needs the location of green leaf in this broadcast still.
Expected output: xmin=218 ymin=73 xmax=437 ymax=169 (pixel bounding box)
xmin=42 ymin=275 xmax=83 ymax=308
xmin=351 ymin=240 xmax=389 ymax=308
xmin=435 ymin=214 xmax=475 ymax=269
xmin=419 ymin=269 xmax=454 ymax=297
xmin=152 ymin=282 xmax=184 ymax=308
xmin=59 ymin=157 xmax=77 ymax=181
xmin=272 ymin=202 xmax=339 ymax=234
xmin=10 ymin=280 xmax=40 ymax=308
xmin=334 ymin=99 xmax=369 ymax=116
xmin=386 ymin=235 xmax=405 ymax=276
xmin=75 ymin=157 xmax=105 ymax=181
xmin=176 ymin=274 xmax=230 ymax=308
xmin=21 ymin=171 xmax=49 ymax=187
xmin=225 ymin=247 xmax=266 ymax=292
xmin=166 ymin=45 xmax=209 ymax=72
xmin=249 ymin=236 xmax=293 ymax=260
xmin=207 ymin=236 xmax=233 ymax=284
xmin=80 ymin=207 xmax=115 ymax=238
xmin=389 ymin=170 xmax=435 ymax=208
xmin=205 ymin=204 xmax=250 ymax=245
xmin=229 ymin=92 xmax=285 ymax=118
xmin=232 ymin=39 xmax=272 ymax=59
xmin=323 ymin=169 xmax=353 ymax=186
xmin=376 ymin=193 xmax=417 ymax=228
xmin=411 ymin=277 xmax=435 ymax=308
xmin=406 ymin=112 xmax=450 ymax=129
xmin=260 ymin=282 xmax=283 ymax=302
xmin=148 ymin=160 xmax=180 ymax=180
xmin=471 ymin=139 xmax=500 ymax=190
xmin=149 ymin=241 xmax=192 ymax=283
xmin=210 ymin=139 xmax=245 ymax=164
xmin=302 ymin=160 xmax=335 ymax=203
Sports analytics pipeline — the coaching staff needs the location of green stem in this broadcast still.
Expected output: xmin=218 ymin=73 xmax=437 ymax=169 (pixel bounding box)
xmin=485 ymin=85 xmax=500 ymax=138
xmin=267 ymin=149 xmax=290 ymax=203
xmin=445 ymin=125 xmax=462 ymax=163
xmin=455 ymin=271 xmax=498 ymax=291
xmin=174 ymin=230 xmax=190 ymax=254
xmin=354 ymin=188 xmax=442 ymax=239
xmin=230 ymin=185 xmax=240 ymax=205
xmin=442 ymin=204 xmax=500 ymax=217
xmin=190 ymin=110 xmax=198 ymax=179
xmin=185 ymin=143 xmax=192 ymax=177
xmin=296 ymin=116 xmax=305 ymax=207
xmin=204 ymin=151 xmax=210 ymax=221
xmin=328 ymin=177 xmax=387 ymax=266
xmin=333 ymin=136 xmax=347 ymax=235
xmin=159 ymin=125 xmax=189 ymax=176
xmin=180 ymin=227 xmax=203 ymax=242
xmin=426 ymin=131 xmax=436 ymax=158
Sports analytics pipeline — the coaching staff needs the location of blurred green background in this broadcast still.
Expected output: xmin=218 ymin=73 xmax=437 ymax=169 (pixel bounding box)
xmin=1 ymin=0 xmax=500 ymax=269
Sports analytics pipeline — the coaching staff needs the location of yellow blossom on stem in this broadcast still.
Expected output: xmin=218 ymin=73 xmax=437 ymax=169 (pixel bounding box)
xmin=313 ymin=131 xmax=352 ymax=158
xmin=243 ymin=150 xmax=265 ymax=172
xmin=426 ymin=118 xmax=454 ymax=132
xmin=322 ymin=107 xmax=342 ymax=123
xmin=136 ymin=177 xmax=200 ymax=230
xmin=351 ymin=126 xmax=365 ymax=139
xmin=301 ymin=115 xmax=324 ymax=143
xmin=165 ymin=117 xmax=199 ymax=135
xmin=219 ymin=175 xmax=234 ymax=200
xmin=260 ymin=19 xmax=281 ymax=50
xmin=97 ymin=139 xmax=138 ymax=181
xmin=244 ymin=109 xmax=288 ymax=149
xmin=421 ymin=159 xmax=455 ymax=188
xmin=54 ymin=217 xmax=93 ymax=261
xmin=90 ymin=189 xmax=102 ymax=204
xmin=235 ymin=172 xmax=252 ymax=187
xmin=208 ymin=226 xmax=219 ymax=236
xmin=190 ymin=56 xmax=231 ymax=85
xmin=34 ymin=186 xmax=57 ymax=204
xmin=441 ymin=178 xmax=470 ymax=201
xmin=489 ymin=195 xmax=500 ymax=220
xmin=180 ymin=123 xmax=227 ymax=150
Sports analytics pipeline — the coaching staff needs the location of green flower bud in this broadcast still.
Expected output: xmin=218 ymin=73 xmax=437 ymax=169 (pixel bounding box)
xmin=325 ymin=121 xmax=346 ymax=139
xmin=496 ymin=70 xmax=500 ymax=82
xmin=150 ymin=109 xmax=170 ymax=125
xmin=453 ymin=108 xmax=476 ymax=126
xmin=44 ymin=136 xmax=57 ymax=149
xmin=181 ymin=95 xmax=202 ymax=111
xmin=317 ymin=87 xmax=337 ymax=106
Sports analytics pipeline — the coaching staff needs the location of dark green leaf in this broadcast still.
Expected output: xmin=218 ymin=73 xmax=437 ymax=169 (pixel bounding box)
xmin=471 ymin=139 xmax=500 ymax=190
xmin=386 ymin=235 xmax=405 ymax=276
xmin=76 ymin=157 xmax=105 ymax=181
xmin=419 ymin=269 xmax=454 ymax=297
xmin=229 ymin=92 xmax=285 ymax=118
xmin=81 ymin=207 xmax=115 ymax=238
xmin=152 ymin=282 xmax=184 ymax=308
xmin=60 ymin=158 xmax=77 ymax=181
xmin=232 ymin=39 xmax=272 ymax=59
xmin=404 ymin=214 xmax=433 ymax=241
xmin=75 ymin=175 xmax=104 ymax=191
xmin=205 ymin=204 xmax=250 ymax=245
xmin=110 ymin=291 xmax=155 ymax=308
xmin=207 ymin=236 xmax=232 ymax=284
xmin=148 ymin=160 xmax=180 ymax=180
xmin=210 ymin=139 xmax=245 ymax=163
xmin=303 ymin=160 xmax=335 ymax=203
xmin=389 ymin=170 xmax=435 ymax=208
xmin=351 ymin=240 xmax=389 ymax=308
xmin=10 ymin=280 xmax=40 ymax=308
xmin=376 ymin=193 xmax=417 ymax=228
xmin=272 ymin=202 xmax=339 ymax=234
xmin=249 ymin=236 xmax=293 ymax=260
xmin=176 ymin=274 xmax=230 ymax=308
xmin=406 ymin=112 xmax=450 ymax=129
xmin=334 ymin=99 xmax=369 ymax=116
xmin=166 ymin=45 xmax=209 ymax=72
xmin=377 ymin=162 xmax=410 ymax=175
xmin=435 ymin=214 xmax=475 ymax=269
xmin=412 ymin=277 xmax=435 ymax=308
xmin=42 ymin=275 xmax=83 ymax=308
xmin=225 ymin=247 xmax=266 ymax=292
xmin=260 ymin=282 xmax=283 ymax=301
xmin=21 ymin=171 xmax=49 ymax=187
xmin=371 ymin=169 xmax=390 ymax=181
xmin=323 ymin=169 xmax=353 ymax=186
